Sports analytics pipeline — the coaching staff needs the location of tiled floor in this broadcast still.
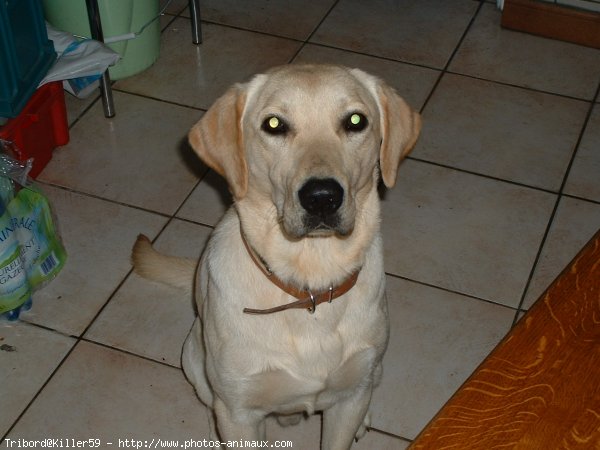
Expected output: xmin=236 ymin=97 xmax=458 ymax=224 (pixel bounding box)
xmin=2 ymin=1 xmax=600 ymax=449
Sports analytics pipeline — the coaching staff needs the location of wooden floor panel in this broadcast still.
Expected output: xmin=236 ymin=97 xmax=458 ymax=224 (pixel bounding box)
xmin=410 ymin=230 xmax=600 ymax=449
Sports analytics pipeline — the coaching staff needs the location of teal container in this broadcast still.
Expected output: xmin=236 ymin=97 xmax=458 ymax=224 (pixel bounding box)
xmin=42 ymin=0 xmax=160 ymax=80
xmin=0 ymin=0 xmax=56 ymax=117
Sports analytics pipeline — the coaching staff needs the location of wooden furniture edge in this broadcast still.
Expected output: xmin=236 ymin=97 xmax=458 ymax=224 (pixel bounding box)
xmin=501 ymin=0 xmax=600 ymax=49
xmin=408 ymin=228 xmax=600 ymax=448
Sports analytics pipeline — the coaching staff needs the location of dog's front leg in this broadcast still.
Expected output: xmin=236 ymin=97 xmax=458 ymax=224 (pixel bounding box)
xmin=321 ymin=386 xmax=372 ymax=450
xmin=214 ymin=397 xmax=265 ymax=443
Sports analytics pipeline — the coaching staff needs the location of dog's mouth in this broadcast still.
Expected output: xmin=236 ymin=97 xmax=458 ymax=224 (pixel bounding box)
xmin=281 ymin=216 xmax=353 ymax=239
xmin=303 ymin=214 xmax=351 ymax=237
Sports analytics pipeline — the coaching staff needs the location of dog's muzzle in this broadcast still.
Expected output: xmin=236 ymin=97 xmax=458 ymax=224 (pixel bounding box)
xmin=298 ymin=178 xmax=344 ymax=233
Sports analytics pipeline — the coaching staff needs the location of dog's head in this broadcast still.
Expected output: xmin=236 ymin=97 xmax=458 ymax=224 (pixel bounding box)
xmin=189 ymin=64 xmax=421 ymax=239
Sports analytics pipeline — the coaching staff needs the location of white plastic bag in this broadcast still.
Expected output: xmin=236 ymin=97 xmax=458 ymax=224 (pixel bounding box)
xmin=40 ymin=24 xmax=120 ymax=98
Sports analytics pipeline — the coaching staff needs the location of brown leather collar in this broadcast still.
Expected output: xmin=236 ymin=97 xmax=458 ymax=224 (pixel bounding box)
xmin=240 ymin=231 xmax=360 ymax=315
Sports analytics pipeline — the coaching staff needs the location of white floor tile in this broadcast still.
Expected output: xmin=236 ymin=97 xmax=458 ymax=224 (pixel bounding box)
xmin=382 ymin=160 xmax=556 ymax=307
xmin=372 ymin=276 xmax=514 ymax=439
xmin=415 ymin=73 xmax=588 ymax=190
xmin=6 ymin=341 xmax=211 ymax=442
xmin=522 ymin=196 xmax=600 ymax=309
xmin=311 ymin=0 xmax=478 ymax=69
xmin=86 ymin=219 xmax=212 ymax=366
xmin=0 ymin=322 xmax=74 ymax=436
xmin=196 ymin=0 xmax=338 ymax=40
xmin=564 ymin=105 xmax=600 ymax=203
xmin=39 ymin=92 xmax=203 ymax=215
xmin=177 ymin=170 xmax=231 ymax=227
xmin=115 ymin=19 xmax=302 ymax=109
xmin=450 ymin=3 xmax=600 ymax=99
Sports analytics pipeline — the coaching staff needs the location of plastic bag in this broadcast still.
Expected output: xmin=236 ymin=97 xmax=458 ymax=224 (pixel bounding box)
xmin=40 ymin=24 xmax=120 ymax=98
xmin=0 ymin=142 xmax=67 ymax=320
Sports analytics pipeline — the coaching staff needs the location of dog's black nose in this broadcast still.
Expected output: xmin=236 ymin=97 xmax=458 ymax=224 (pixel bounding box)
xmin=298 ymin=178 xmax=344 ymax=217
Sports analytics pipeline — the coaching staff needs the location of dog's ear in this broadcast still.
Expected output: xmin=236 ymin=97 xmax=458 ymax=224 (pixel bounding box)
xmin=352 ymin=69 xmax=422 ymax=188
xmin=188 ymin=85 xmax=248 ymax=199
xmin=376 ymin=83 xmax=422 ymax=188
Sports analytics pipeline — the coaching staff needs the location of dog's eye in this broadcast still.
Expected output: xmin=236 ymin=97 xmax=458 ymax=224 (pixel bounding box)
xmin=262 ymin=116 xmax=288 ymax=135
xmin=344 ymin=113 xmax=368 ymax=132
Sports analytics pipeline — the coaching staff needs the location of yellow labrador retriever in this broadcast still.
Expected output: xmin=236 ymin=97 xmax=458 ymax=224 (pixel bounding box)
xmin=132 ymin=64 xmax=420 ymax=449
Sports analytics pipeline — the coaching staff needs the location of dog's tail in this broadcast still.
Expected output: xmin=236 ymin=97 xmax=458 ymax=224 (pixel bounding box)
xmin=131 ymin=234 xmax=197 ymax=292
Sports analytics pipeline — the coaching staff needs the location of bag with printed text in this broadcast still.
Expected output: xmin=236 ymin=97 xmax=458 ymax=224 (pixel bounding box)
xmin=0 ymin=141 xmax=67 ymax=320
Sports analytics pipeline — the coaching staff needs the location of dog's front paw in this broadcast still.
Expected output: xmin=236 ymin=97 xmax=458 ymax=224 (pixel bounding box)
xmin=277 ymin=413 xmax=303 ymax=427
xmin=355 ymin=411 xmax=371 ymax=441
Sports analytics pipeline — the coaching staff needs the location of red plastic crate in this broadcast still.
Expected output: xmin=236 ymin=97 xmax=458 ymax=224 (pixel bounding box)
xmin=0 ymin=81 xmax=69 ymax=178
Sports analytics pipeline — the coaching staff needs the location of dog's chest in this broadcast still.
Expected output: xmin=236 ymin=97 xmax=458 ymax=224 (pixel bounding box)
xmin=241 ymin=316 xmax=384 ymax=415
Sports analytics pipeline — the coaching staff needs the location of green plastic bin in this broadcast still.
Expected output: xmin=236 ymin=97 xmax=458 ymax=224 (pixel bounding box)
xmin=42 ymin=0 xmax=160 ymax=80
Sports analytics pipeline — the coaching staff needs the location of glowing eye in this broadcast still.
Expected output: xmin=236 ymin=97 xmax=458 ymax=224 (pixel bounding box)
xmin=344 ymin=112 xmax=367 ymax=132
xmin=262 ymin=116 xmax=288 ymax=135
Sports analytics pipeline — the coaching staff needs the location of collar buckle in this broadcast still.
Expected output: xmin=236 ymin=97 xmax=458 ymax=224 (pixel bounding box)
xmin=308 ymin=291 xmax=317 ymax=314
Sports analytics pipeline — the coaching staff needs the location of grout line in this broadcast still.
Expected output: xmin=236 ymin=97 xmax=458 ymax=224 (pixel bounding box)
xmin=176 ymin=16 xmax=305 ymax=44
xmin=418 ymin=1 xmax=485 ymax=114
xmin=167 ymin=167 xmax=213 ymax=223
xmin=445 ymin=69 xmax=597 ymax=104
xmin=406 ymin=156 xmax=560 ymax=195
xmin=34 ymin=181 xmax=174 ymax=220
xmin=288 ymin=0 xmax=342 ymax=63
xmin=78 ymin=269 xmax=138 ymax=340
xmin=511 ymin=77 xmax=600 ymax=326
xmin=0 ymin=338 xmax=83 ymax=443
xmin=299 ymin=41 xmax=445 ymax=73
xmin=304 ymin=0 xmax=340 ymax=42
xmin=2 ymin=319 xmax=74 ymax=340
xmin=161 ymin=13 xmax=180 ymax=32
xmin=562 ymin=192 xmax=600 ymax=207
xmin=386 ymin=272 xmax=520 ymax=312
xmin=67 ymin=93 xmax=103 ymax=129
xmin=143 ymin=187 xmax=208 ymax=249
xmin=366 ymin=426 xmax=413 ymax=445
xmin=556 ymin=81 xmax=600 ymax=196
xmin=110 ymin=87 xmax=207 ymax=112
xmin=79 ymin=337 xmax=182 ymax=370
xmin=510 ymin=197 xmax=562 ymax=327
xmin=165 ymin=0 xmax=189 ymax=18
xmin=170 ymin=214 xmax=217 ymax=231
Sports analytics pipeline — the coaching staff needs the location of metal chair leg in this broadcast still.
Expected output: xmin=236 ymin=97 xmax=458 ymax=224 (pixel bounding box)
xmin=189 ymin=0 xmax=202 ymax=44
xmin=85 ymin=0 xmax=115 ymax=118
